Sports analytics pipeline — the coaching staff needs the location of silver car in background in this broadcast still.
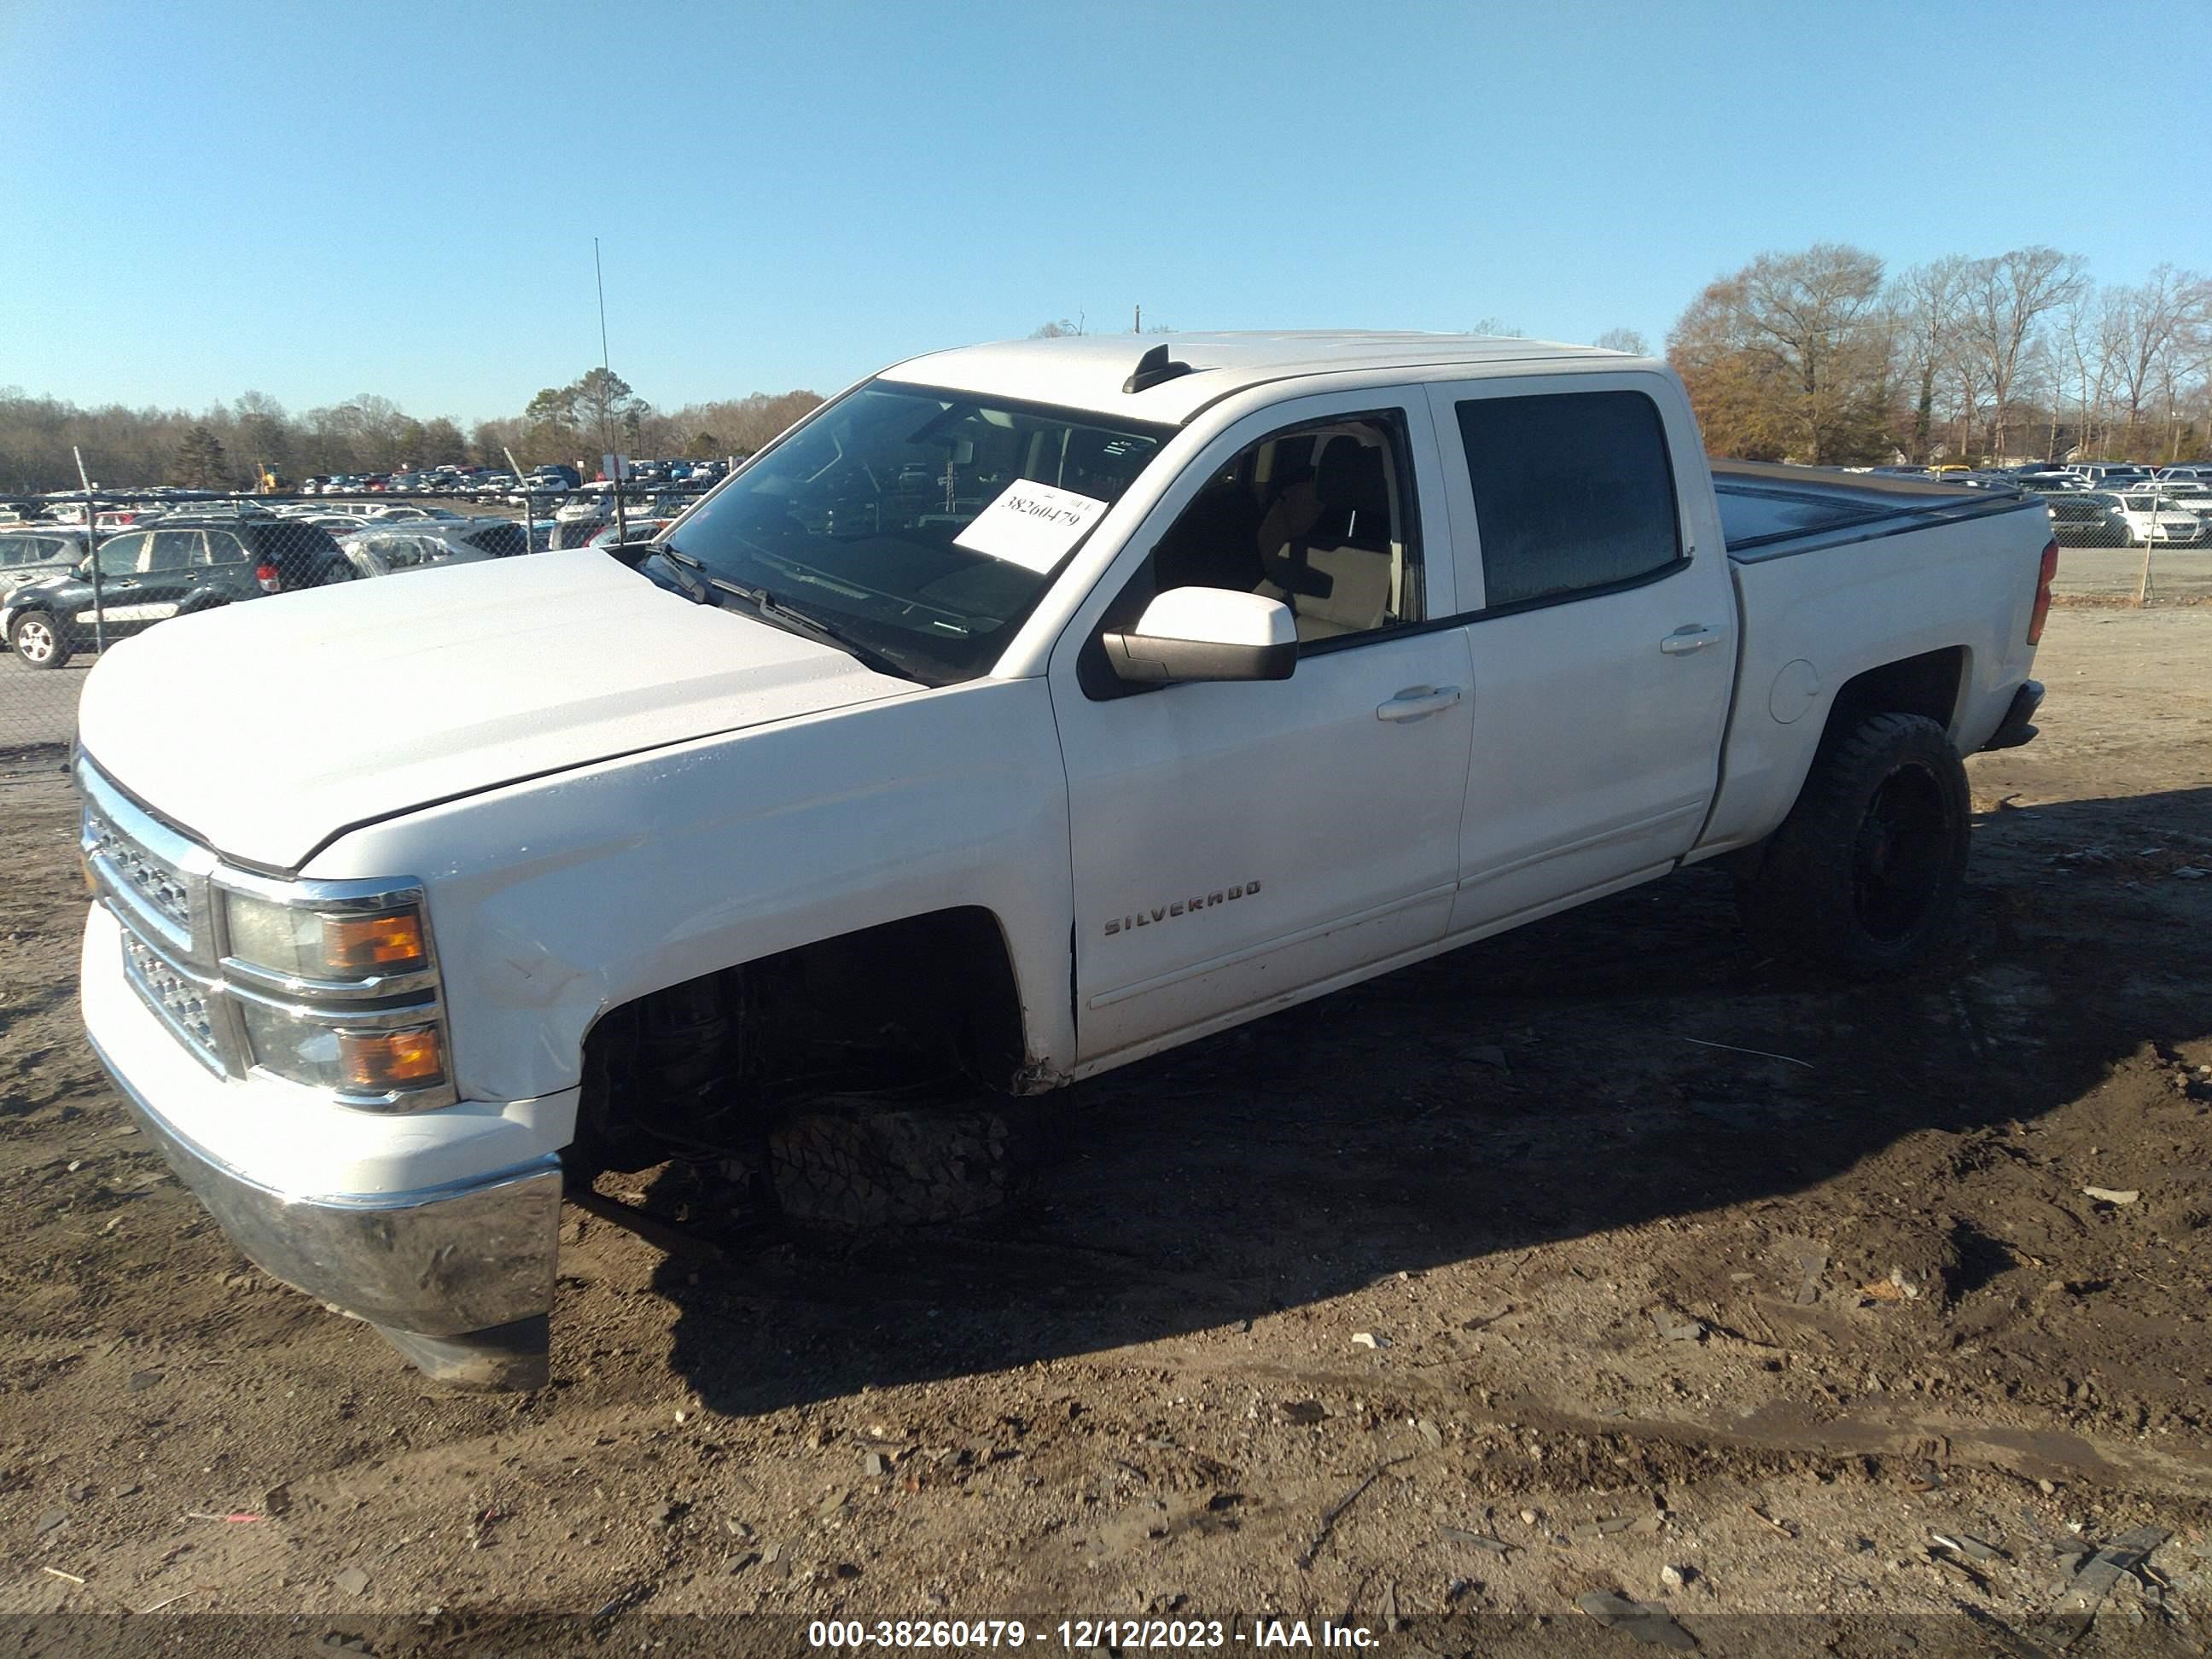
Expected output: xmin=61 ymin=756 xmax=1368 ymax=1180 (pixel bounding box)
xmin=0 ymin=526 xmax=90 ymax=593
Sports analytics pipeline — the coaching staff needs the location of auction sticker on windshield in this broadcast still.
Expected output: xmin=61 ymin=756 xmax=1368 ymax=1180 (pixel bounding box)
xmin=954 ymin=480 xmax=1109 ymax=573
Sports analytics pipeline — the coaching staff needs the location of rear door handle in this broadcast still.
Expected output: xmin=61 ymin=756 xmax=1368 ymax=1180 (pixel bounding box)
xmin=1377 ymin=684 xmax=1464 ymax=723
xmin=1660 ymin=625 xmax=1722 ymax=655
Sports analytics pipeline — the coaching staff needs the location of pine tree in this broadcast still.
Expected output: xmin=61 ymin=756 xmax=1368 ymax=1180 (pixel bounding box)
xmin=167 ymin=424 xmax=230 ymax=489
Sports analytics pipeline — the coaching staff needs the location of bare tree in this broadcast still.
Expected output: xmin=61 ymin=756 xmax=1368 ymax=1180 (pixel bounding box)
xmin=1947 ymin=346 xmax=1988 ymax=462
xmin=2058 ymin=285 xmax=2111 ymax=460
xmin=1959 ymin=247 xmax=2087 ymax=460
xmin=1891 ymin=257 xmax=1969 ymax=463
xmin=1592 ymin=327 xmax=1650 ymax=355
xmin=2102 ymin=265 xmax=2212 ymax=454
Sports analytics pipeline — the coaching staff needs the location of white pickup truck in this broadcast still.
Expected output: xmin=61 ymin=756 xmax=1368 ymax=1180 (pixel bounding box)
xmin=73 ymin=333 xmax=2056 ymax=1388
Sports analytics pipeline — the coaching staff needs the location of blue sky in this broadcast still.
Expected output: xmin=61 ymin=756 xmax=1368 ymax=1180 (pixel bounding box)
xmin=5 ymin=0 xmax=2207 ymax=424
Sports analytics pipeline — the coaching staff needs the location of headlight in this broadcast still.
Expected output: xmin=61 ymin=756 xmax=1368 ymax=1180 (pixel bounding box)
xmin=224 ymin=892 xmax=429 ymax=983
xmin=236 ymin=1000 xmax=346 ymax=1088
xmin=233 ymin=1000 xmax=450 ymax=1100
xmin=217 ymin=881 xmax=453 ymax=1110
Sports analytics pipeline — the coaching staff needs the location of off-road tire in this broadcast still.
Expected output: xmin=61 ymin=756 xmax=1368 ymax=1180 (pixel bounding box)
xmin=767 ymin=1096 xmax=1024 ymax=1231
xmin=1736 ymin=712 xmax=1970 ymax=979
xmin=9 ymin=611 xmax=70 ymax=670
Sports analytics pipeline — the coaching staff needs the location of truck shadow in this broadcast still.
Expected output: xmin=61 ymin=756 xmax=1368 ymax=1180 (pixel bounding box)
xmin=648 ymin=783 xmax=2212 ymax=1418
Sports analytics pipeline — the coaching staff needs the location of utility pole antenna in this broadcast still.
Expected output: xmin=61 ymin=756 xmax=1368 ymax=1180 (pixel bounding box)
xmin=1133 ymin=304 xmax=1141 ymax=333
xmin=594 ymin=236 xmax=626 ymax=546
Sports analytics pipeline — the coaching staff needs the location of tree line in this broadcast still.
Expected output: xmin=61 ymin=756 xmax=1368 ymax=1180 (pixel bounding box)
xmin=1668 ymin=246 xmax=2211 ymax=466
xmin=0 ymin=375 xmax=826 ymax=493
xmin=7 ymin=256 xmax=2208 ymax=493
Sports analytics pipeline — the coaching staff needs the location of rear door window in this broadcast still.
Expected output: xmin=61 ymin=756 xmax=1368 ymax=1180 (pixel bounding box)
xmin=145 ymin=530 xmax=203 ymax=572
xmin=196 ymin=531 xmax=250 ymax=566
xmin=1450 ymin=390 xmax=1684 ymax=610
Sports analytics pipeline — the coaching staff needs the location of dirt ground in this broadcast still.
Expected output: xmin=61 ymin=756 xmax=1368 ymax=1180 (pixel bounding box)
xmin=2 ymin=603 xmax=2209 ymax=1656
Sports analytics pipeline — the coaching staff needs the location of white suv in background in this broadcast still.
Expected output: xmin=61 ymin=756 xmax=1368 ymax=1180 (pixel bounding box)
xmin=2111 ymin=491 xmax=2207 ymax=545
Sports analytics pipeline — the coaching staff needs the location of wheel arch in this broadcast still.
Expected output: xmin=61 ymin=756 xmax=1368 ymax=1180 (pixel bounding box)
xmin=1813 ymin=645 xmax=1969 ymax=761
xmin=572 ymin=902 xmax=1050 ymax=1174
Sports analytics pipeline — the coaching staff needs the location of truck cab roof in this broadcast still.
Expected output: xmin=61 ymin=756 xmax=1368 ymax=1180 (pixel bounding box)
xmin=880 ymin=331 xmax=1638 ymax=425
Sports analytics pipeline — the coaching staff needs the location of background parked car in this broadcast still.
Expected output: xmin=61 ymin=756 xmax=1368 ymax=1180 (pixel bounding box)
xmin=337 ymin=528 xmax=499 ymax=579
xmin=1 ymin=519 xmax=354 ymax=668
xmin=2150 ymin=481 xmax=2212 ymax=518
xmin=337 ymin=516 xmax=532 ymax=568
xmin=0 ymin=526 xmax=90 ymax=592
xmin=2069 ymin=463 xmax=2153 ymax=487
xmin=2112 ymin=491 xmax=2206 ymax=545
xmin=2036 ymin=491 xmax=2130 ymax=546
xmin=549 ymin=490 xmax=694 ymax=549
xmin=583 ymin=516 xmax=677 ymax=548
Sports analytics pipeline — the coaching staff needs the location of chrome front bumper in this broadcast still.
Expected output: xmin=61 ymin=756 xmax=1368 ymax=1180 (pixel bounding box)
xmin=88 ymin=1029 xmax=562 ymax=1389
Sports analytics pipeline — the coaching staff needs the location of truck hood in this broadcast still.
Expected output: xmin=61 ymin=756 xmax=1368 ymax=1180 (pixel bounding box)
xmin=76 ymin=549 xmax=918 ymax=870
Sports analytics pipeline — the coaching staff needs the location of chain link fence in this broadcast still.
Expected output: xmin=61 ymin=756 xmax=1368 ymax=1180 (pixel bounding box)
xmin=0 ymin=477 xmax=716 ymax=754
xmin=2023 ymin=476 xmax=2212 ymax=602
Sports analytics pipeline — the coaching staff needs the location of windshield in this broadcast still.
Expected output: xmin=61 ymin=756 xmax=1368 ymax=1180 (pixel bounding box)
xmin=652 ymin=380 xmax=1171 ymax=684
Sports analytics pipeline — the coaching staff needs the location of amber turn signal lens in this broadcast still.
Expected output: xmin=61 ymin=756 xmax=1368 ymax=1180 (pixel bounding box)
xmin=80 ymin=853 xmax=97 ymax=896
xmin=323 ymin=910 xmax=428 ymax=974
xmin=336 ymin=1025 xmax=445 ymax=1092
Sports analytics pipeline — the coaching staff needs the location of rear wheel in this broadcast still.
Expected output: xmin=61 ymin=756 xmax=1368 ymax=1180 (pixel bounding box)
xmin=9 ymin=611 xmax=70 ymax=669
xmin=1736 ymin=713 xmax=1970 ymax=978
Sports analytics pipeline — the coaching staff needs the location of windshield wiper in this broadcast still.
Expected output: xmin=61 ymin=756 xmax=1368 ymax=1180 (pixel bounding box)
xmin=639 ymin=544 xmax=712 ymax=602
xmin=704 ymin=576 xmax=917 ymax=683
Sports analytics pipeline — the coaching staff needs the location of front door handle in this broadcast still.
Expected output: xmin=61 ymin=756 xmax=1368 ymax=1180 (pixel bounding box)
xmin=1660 ymin=625 xmax=1722 ymax=655
xmin=1377 ymin=684 xmax=1464 ymax=723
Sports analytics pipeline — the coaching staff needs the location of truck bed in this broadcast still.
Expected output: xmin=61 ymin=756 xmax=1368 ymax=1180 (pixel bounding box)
xmin=1692 ymin=462 xmax=2052 ymax=862
xmin=1714 ymin=462 xmax=2042 ymax=561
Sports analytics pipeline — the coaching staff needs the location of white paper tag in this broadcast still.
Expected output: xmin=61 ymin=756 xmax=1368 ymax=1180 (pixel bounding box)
xmin=954 ymin=480 xmax=1109 ymax=573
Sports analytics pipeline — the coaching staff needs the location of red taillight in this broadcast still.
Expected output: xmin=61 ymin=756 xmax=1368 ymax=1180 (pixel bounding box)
xmin=2027 ymin=538 xmax=2058 ymax=645
xmin=255 ymin=561 xmax=282 ymax=593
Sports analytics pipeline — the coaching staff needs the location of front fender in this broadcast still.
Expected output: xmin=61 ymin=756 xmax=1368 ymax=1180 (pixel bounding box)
xmin=304 ymin=678 xmax=1076 ymax=1113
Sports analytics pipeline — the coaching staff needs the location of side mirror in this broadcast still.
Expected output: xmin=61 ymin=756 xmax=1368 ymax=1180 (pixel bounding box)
xmin=1103 ymin=586 xmax=1296 ymax=684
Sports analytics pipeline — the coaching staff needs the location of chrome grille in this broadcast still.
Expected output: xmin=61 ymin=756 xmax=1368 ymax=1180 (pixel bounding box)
xmin=84 ymin=802 xmax=193 ymax=940
xmin=119 ymin=929 xmax=223 ymax=1072
xmin=79 ymin=758 xmax=230 ymax=1074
